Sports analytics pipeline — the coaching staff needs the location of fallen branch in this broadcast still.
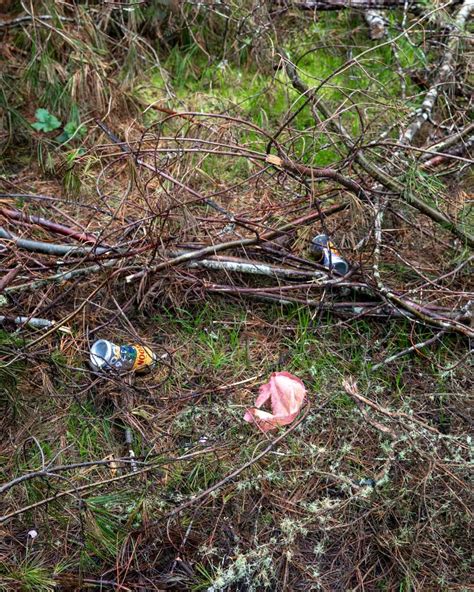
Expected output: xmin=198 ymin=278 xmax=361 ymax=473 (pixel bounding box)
xmin=0 ymin=447 xmax=224 ymax=523
xmin=125 ymin=203 xmax=347 ymax=283
xmin=204 ymin=282 xmax=472 ymax=322
xmin=420 ymin=122 xmax=474 ymax=162
xmin=0 ymin=315 xmax=70 ymax=331
xmin=185 ymin=253 xmax=330 ymax=281
xmin=0 ymin=14 xmax=74 ymax=29
xmin=265 ymin=154 xmax=368 ymax=200
xmin=372 ymin=198 xmax=473 ymax=338
xmin=0 ymin=206 xmax=101 ymax=245
xmin=0 ymin=267 xmax=20 ymax=293
xmin=0 ymin=465 xmax=157 ymax=524
xmin=371 ymin=299 xmax=472 ymax=369
xmin=421 ymin=135 xmax=474 ymax=169
xmin=0 ymin=227 xmax=113 ymax=257
xmin=342 ymin=378 xmax=443 ymax=435
xmin=293 ymin=0 xmax=422 ymax=9
xmin=0 ymin=457 xmax=148 ymax=496
xmin=401 ymin=0 xmax=474 ymax=145
xmin=343 ymin=378 xmax=398 ymax=438
xmin=3 ymin=259 xmax=118 ymax=295
xmin=279 ymin=49 xmax=474 ymax=247
xmin=138 ymin=402 xmax=313 ymax=530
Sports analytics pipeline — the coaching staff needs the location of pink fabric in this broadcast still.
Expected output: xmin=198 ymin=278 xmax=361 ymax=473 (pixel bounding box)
xmin=244 ymin=372 xmax=306 ymax=432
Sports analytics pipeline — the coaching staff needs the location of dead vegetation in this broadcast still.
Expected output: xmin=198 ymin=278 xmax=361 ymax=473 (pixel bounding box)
xmin=0 ymin=1 xmax=473 ymax=591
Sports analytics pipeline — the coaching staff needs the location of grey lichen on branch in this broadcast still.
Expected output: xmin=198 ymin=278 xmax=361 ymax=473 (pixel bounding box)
xmin=401 ymin=0 xmax=474 ymax=146
xmin=364 ymin=10 xmax=386 ymax=39
xmin=293 ymin=0 xmax=424 ymax=9
xmin=277 ymin=47 xmax=474 ymax=248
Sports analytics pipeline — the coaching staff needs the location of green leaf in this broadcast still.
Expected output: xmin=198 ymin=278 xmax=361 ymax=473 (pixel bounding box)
xmin=32 ymin=108 xmax=62 ymax=133
xmin=44 ymin=114 xmax=62 ymax=131
xmin=56 ymin=121 xmax=87 ymax=144
xmin=34 ymin=108 xmax=51 ymax=122
xmin=64 ymin=121 xmax=78 ymax=135
xmin=32 ymin=121 xmax=47 ymax=132
xmin=55 ymin=131 xmax=69 ymax=143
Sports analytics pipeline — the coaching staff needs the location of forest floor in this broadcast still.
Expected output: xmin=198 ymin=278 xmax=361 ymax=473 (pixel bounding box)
xmin=1 ymin=4 xmax=473 ymax=591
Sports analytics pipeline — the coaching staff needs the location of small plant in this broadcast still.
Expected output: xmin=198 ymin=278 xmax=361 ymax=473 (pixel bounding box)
xmin=31 ymin=108 xmax=86 ymax=144
xmin=31 ymin=108 xmax=62 ymax=133
xmin=56 ymin=120 xmax=86 ymax=144
xmin=1 ymin=556 xmax=55 ymax=592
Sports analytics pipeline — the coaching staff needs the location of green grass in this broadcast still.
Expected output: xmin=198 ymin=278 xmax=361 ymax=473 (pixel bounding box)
xmin=1 ymin=301 xmax=470 ymax=588
xmin=1 ymin=5 xmax=471 ymax=590
xmin=83 ymin=492 xmax=142 ymax=559
xmin=137 ymin=11 xmax=429 ymax=175
xmin=66 ymin=400 xmax=118 ymax=460
xmin=0 ymin=331 xmax=28 ymax=427
xmin=0 ymin=558 xmax=56 ymax=592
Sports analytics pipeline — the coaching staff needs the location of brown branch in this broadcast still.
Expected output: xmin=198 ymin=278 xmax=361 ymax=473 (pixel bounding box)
xmin=125 ymin=202 xmax=347 ymax=283
xmin=279 ymin=49 xmax=474 ymax=248
xmin=265 ymin=154 xmax=368 ymax=200
xmin=401 ymin=0 xmax=474 ymax=145
xmin=0 ymin=206 xmax=101 ymax=245
xmin=0 ymin=267 xmax=20 ymax=293
xmin=342 ymin=378 xmax=443 ymax=435
xmin=0 ymin=14 xmax=74 ymax=29
xmin=0 ymin=465 xmax=157 ymax=524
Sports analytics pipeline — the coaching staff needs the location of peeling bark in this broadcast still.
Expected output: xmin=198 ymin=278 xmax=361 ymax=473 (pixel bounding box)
xmin=401 ymin=0 xmax=474 ymax=145
xmin=364 ymin=10 xmax=386 ymax=39
xmin=293 ymin=0 xmax=421 ymax=10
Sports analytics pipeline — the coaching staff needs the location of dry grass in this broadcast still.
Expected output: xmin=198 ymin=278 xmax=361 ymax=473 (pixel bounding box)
xmin=1 ymin=2 xmax=473 ymax=591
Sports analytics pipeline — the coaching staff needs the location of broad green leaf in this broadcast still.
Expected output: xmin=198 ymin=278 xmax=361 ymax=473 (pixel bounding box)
xmin=56 ymin=121 xmax=86 ymax=143
xmin=32 ymin=121 xmax=47 ymax=132
xmin=32 ymin=108 xmax=62 ymax=132
xmin=34 ymin=108 xmax=51 ymax=122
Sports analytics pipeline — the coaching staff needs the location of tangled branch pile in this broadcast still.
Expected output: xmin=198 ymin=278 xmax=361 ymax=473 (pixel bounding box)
xmin=1 ymin=2 xmax=473 ymax=338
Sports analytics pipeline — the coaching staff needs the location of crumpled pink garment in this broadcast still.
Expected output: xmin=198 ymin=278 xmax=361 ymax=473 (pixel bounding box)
xmin=244 ymin=372 xmax=306 ymax=432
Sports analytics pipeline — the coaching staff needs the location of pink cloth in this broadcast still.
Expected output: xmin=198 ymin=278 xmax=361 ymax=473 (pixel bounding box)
xmin=244 ymin=372 xmax=306 ymax=432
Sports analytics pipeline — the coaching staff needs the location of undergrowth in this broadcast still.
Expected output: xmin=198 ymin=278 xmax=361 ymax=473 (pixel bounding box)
xmin=1 ymin=2 xmax=472 ymax=591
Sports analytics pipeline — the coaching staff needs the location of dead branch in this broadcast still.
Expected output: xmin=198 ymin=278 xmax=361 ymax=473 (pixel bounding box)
xmin=0 ymin=14 xmax=74 ymax=29
xmin=124 ymin=203 xmax=346 ymax=283
xmin=401 ymin=0 xmax=474 ymax=145
xmin=343 ymin=378 xmax=448 ymax=436
xmin=0 ymin=227 xmax=113 ymax=257
xmin=279 ymin=49 xmax=474 ymax=247
xmin=0 ymin=206 xmax=101 ymax=244
xmin=292 ymin=0 xmax=423 ymax=9
xmin=138 ymin=402 xmax=313 ymax=530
